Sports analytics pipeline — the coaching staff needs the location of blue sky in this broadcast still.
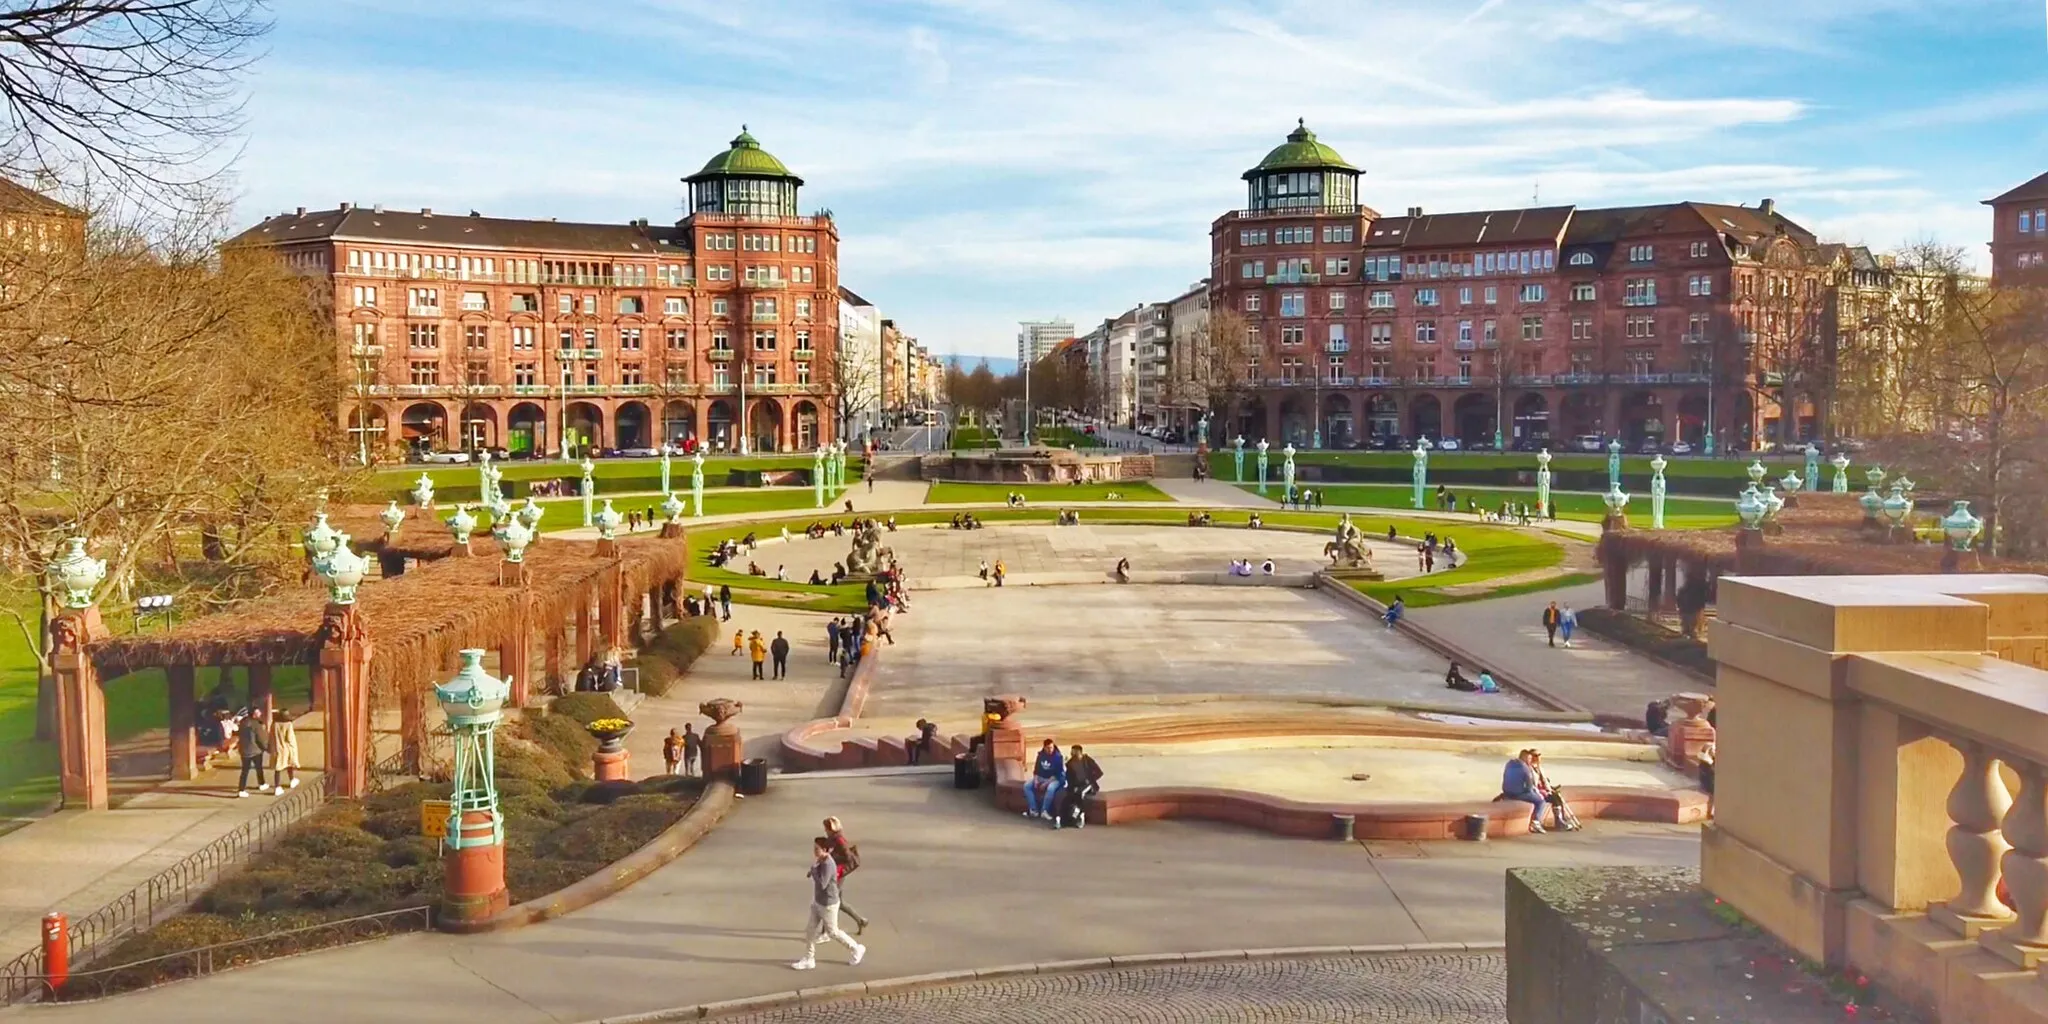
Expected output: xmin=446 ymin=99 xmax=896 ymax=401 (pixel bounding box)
xmin=235 ymin=0 xmax=2048 ymax=359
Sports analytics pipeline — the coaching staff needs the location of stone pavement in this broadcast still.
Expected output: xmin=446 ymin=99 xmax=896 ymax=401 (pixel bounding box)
xmin=12 ymin=774 xmax=1696 ymax=1023
xmin=622 ymin=602 xmax=844 ymax=768
xmin=701 ymin=952 xmax=1505 ymax=1023
xmin=1406 ymin=580 xmax=1704 ymax=720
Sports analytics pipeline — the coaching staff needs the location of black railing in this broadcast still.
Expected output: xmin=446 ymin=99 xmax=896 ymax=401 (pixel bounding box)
xmin=0 ymin=773 xmax=333 ymax=1006
xmin=4 ymin=906 xmax=433 ymax=1003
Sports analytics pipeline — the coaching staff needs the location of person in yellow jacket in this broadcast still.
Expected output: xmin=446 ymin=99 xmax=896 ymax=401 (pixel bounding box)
xmin=732 ymin=628 xmax=745 ymax=655
xmin=748 ymin=630 xmax=768 ymax=680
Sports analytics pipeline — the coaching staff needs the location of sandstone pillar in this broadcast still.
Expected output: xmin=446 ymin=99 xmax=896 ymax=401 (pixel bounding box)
xmin=51 ymin=606 xmax=108 ymax=809
xmin=316 ymin=603 xmax=374 ymax=798
xmin=700 ymin=698 xmax=744 ymax=780
xmin=167 ymin=665 xmax=197 ymax=781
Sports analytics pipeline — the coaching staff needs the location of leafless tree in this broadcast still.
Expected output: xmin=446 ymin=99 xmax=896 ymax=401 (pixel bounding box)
xmin=0 ymin=0 xmax=269 ymax=205
xmin=1181 ymin=307 xmax=1258 ymax=432
xmin=827 ymin=336 xmax=879 ymax=441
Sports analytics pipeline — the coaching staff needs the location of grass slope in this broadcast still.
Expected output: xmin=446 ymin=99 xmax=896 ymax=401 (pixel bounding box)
xmin=924 ymin=481 xmax=1172 ymax=504
xmin=1244 ymin=482 xmax=1737 ymax=529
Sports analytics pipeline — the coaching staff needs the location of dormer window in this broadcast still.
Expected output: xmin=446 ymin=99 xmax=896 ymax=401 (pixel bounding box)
xmin=1568 ymin=252 xmax=1593 ymax=266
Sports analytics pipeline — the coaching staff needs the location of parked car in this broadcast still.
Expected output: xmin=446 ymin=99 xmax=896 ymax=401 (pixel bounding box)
xmin=1511 ymin=436 xmax=1546 ymax=453
xmin=614 ymin=446 xmax=661 ymax=458
xmin=1669 ymin=440 xmax=1696 ymax=456
xmin=418 ymin=450 xmax=471 ymax=464
xmin=1436 ymin=438 xmax=1462 ymax=451
xmin=1638 ymin=439 xmax=1664 ymax=454
xmin=1571 ymin=434 xmax=1605 ymax=452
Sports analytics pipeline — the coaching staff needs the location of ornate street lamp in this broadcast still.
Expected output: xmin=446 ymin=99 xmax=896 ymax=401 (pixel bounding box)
xmin=312 ymin=536 xmax=368 ymax=605
xmin=46 ymin=537 xmax=106 ymax=610
xmin=435 ymin=649 xmax=511 ymax=924
xmin=593 ymin=499 xmax=623 ymax=541
xmin=579 ymin=457 xmax=597 ymax=528
xmin=1256 ymin=439 xmax=1270 ymax=495
xmin=1602 ymin=482 xmax=1630 ymax=525
xmin=379 ymin=501 xmax=405 ymax=539
xmin=1411 ymin=438 xmax=1431 ymax=510
xmin=1535 ymin=448 xmax=1553 ymax=519
xmin=1804 ymin=443 xmax=1821 ymax=493
xmin=1865 ymin=465 xmax=1887 ymax=491
xmin=1281 ymin=443 xmax=1297 ymax=503
xmin=690 ymin=450 xmax=707 ymax=518
xmin=1607 ymin=439 xmax=1623 ymax=492
xmin=813 ymin=445 xmax=827 ymax=509
xmin=1649 ymin=454 xmax=1668 ymax=530
xmin=1859 ymin=484 xmax=1885 ymax=523
xmin=1232 ymin=436 xmax=1246 ymax=483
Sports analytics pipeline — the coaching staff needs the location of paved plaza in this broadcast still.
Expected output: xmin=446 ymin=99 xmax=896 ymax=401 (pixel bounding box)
xmin=706 ymin=952 xmax=1507 ymax=1023
xmin=864 ymin=584 xmax=1530 ymax=727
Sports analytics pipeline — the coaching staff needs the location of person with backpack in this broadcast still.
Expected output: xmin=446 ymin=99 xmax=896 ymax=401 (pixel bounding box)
xmin=822 ymin=816 xmax=868 ymax=934
xmin=791 ymin=834 xmax=865 ymax=970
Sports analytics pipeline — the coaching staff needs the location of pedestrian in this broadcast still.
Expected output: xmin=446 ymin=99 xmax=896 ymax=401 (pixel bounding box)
xmin=978 ymin=559 xmax=990 ymax=584
xmin=1416 ymin=543 xmax=1427 ymax=572
xmin=719 ymin=583 xmax=733 ymax=621
xmin=682 ymin=723 xmax=701 ymax=776
xmin=993 ymin=558 xmax=1007 ymax=587
xmin=1424 ymin=547 xmax=1435 ymax=572
xmin=664 ymin=728 xmax=684 ymax=775
xmin=236 ymin=707 xmax=272 ymax=798
xmin=791 ymin=835 xmax=865 ymax=970
xmin=867 ymin=474 xmax=874 ymax=493
xmin=771 ymin=630 xmax=791 ymax=679
xmin=822 ymin=816 xmax=869 ymax=934
xmin=267 ymin=709 xmax=301 ymax=792
xmin=1699 ymin=743 xmax=1717 ymax=818
xmin=1382 ymin=596 xmax=1405 ymax=629
xmin=749 ymin=630 xmax=768 ymax=679
xmin=732 ymin=628 xmax=745 ymax=656
xmin=1559 ymin=603 xmax=1578 ymax=647
xmin=826 ymin=617 xmax=842 ymax=663
xmin=1542 ymin=601 xmax=1561 ymax=647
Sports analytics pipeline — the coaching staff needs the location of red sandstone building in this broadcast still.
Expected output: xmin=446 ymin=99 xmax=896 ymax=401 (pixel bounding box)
xmin=1985 ymin=171 xmax=2048 ymax=284
xmin=232 ymin=129 xmax=840 ymax=459
xmin=1211 ymin=121 xmax=1834 ymax=450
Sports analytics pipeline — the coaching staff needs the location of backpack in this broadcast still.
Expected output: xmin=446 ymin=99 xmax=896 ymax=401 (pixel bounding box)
xmin=833 ymin=839 xmax=860 ymax=875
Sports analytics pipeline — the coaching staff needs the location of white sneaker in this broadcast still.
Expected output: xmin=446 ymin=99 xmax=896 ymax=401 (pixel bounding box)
xmin=1052 ymin=819 xmax=1062 ymax=830
xmin=1022 ymin=809 xmax=1034 ymax=818
xmin=237 ymin=790 xmax=248 ymax=798
xmin=791 ymin=957 xmax=816 ymax=971
xmin=1529 ymin=821 xmax=1546 ymax=834
xmin=849 ymin=944 xmax=865 ymax=966
xmin=260 ymin=784 xmax=273 ymax=793
xmin=289 ymin=778 xmax=300 ymax=789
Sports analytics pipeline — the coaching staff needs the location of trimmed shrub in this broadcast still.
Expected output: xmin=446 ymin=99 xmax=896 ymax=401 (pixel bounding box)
xmin=378 ymin=835 xmax=440 ymax=869
xmin=639 ymin=615 xmax=720 ymax=698
xmin=496 ymin=739 xmax=577 ymax=790
xmin=533 ymin=795 xmax=688 ymax=864
xmin=548 ymin=692 xmax=626 ymax=726
xmin=277 ymin=822 xmax=382 ymax=863
xmin=364 ymin=780 xmax=450 ymax=815
xmin=519 ymin=711 xmax=597 ymax=772
xmin=575 ymin=780 xmax=640 ymax=806
xmin=505 ymin=858 xmax=594 ymax=903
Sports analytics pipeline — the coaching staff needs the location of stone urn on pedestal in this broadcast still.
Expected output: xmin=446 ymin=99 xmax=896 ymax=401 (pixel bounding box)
xmin=1663 ymin=691 xmax=1717 ymax=768
xmin=587 ymin=717 xmax=634 ymax=781
xmin=699 ymin=698 xmax=744 ymax=780
xmin=979 ymin=694 xmax=1029 ymax=784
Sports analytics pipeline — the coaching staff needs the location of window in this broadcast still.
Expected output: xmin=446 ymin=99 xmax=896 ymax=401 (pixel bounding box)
xmin=578 ymin=295 xmax=596 ymax=315
xmin=1323 ymin=257 xmax=1351 ymax=276
xmin=1625 ymin=314 xmax=1655 ymax=338
xmin=1483 ymin=319 xmax=1497 ymax=344
xmin=711 ymin=366 xmax=730 ymax=387
xmin=1570 ymin=351 xmax=1595 ymax=375
xmin=1280 ymin=324 xmax=1305 ymax=345
xmin=583 ymin=367 xmax=598 ymax=387
xmin=752 ymin=363 xmax=778 ymax=385
xmin=621 ymin=363 xmax=643 ymax=385
xmin=1415 ymin=321 xmax=1437 ymax=343
xmin=1415 ymin=287 xmax=1439 ymax=306
xmin=1624 ymin=278 xmax=1658 ymax=305
xmin=351 ymin=322 xmax=377 ymax=351
xmin=351 ymin=285 xmax=377 ymax=307
xmin=1568 ymin=252 xmax=1593 ymax=267
xmin=665 ymin=328 xmax=687 ymax=351
xmin=514 ymin=363 xmax=536 ymax=387
xmin=2024 ymin=211 xmax=2034 ymax=234
xmin=1689 ymin=240 xmax=1711 ymax=258
xmin=558 ymin=294 xmax=573 ymax=315
xmin=1571 ymin=283 xmax=1596 ymax=302
xmin=1417 ymin=356 xmax=1437 ymax=380
xmin=1628 ymin=245 xmax=1654 ymax=263
xmin=407 ymin=287 xmax=439 ymax=311
xmin=1687 ymin=274 xmax=1712 ymax=296
xmin=1520 ymin=352 xmax=1542 ymax=377
xmin=1483 ymin=286 xmax=1497 ymax=304
xmin=795 ymin=362 xmax=811 ymax=385
xmin=795 ymin=298 xmax=812 ymax=318
xmin=751 ymin=297 xmax=778 ymax=319
xmin=1368 ymin=289 xmax=1393 ymax=309
xmin=1244 ymin=294 xmax=1262 ymax=312
xmin=463 ymin=325 xmax=488 ymax=350
xmin=618 ymin=296 xmax=645 ymax=315
xmin=582 ymin=328 xmax=599 ymax=351
xmin=1280 ymin=292 xmax=1306 ymax=317
xmin=1327 ymin=324 xmax=1347 ymax=347
xmin=664 ymin=296 xmax=687 ymax=316
xmin=1626 ymin=350 xmax=1655 ymax=375
xmin=464 ymin=362 xmax=489 ymax=386
xmin=1458 ymin=286 xmax=1472 ymax=305
xmin=795 ymin=329 xmax=811 ymax=351
xmin=2039 ymin=209 xmax=2048 ymax=235
xmin=1457 ymin=354 xmax=1473 ymax=382
xmin=620 ymin=327 xmax=642 ymax=351
xmin=1370 ymin=323 xmax=1392 ymax=346
xmin=1368 ymin=354 xmax=1392 ymax=380
xmin=1689 ymin=352 xmax=1712 ymax=375
xmin=1521 ymin=316 xmax=1544 ymax=342
xmin=509 ymin=292 xmax=537 ymax=313
xmin=1321 ymin=225 xmax=1353 ymax=243
xmin=1519 ymin=284 xmax=1545 ymax=303
xmin=1457 ymin=320 xmax=1473 ymax=343
xmin=1571 ymin=317 xmax=1592 ymax=340
xmin=1328 ymin=291 xmax=1346 ymax=311
xmin=1241 ymin=261 xmax=1257 ymax=279
xmin=752 ymin=329 xmax=777 ymax=351
xmin=461 ymin=291 xmax=487 ymax=311
xmin=1686 ymin=314 xmax=1708 ymax=341
xmin=408 ymin=323 xmax=439 ymax=349
xmin=511 ymin=325 xmax=534 ymax=350
xmin=711 ymin=330 xmax=730 ymax=353
xmin=557 ymin=328 xmax=574 ymax=350
xmin=408 ymin=361 xmax=439 ymax=385
xmin=711 ymin=298 xmax=729 ymax=316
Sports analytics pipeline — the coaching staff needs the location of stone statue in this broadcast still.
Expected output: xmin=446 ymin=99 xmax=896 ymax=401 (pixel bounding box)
xmin=1197 ymin=414 xmax=1210 ymax=448
xmin=846 ymin=519 xmax=884 ymax=575
xmin=1325 ymin=513 xmax=1373 ymax=569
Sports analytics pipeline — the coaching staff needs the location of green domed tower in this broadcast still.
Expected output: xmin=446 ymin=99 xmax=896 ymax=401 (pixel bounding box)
xmin=1243 ymin=119 xmax=1359 ymax=212
xmin=685 ymin=127 xmax=804 ymax=218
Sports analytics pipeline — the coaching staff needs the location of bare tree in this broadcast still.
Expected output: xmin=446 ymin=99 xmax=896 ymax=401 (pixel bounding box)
xmin=827 ymin=336 xmax=880 ymax=441
xmin=1183 ymin=307 xmax=1258 ymax=433
xmin=1743 ymin=249 xmax=1834 ymax=446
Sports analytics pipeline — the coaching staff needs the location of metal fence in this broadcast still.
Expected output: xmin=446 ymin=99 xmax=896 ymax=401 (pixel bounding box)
xmin=3 ymin=906 xmax=433 ymax=1003
xmin=0 ymin=773 xmax=334 ymax=1006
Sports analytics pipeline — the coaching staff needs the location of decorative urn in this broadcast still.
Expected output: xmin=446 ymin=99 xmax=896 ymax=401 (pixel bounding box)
xmin=1881 ymin=483 xmax=1912 ymax=529
xmin=1649 ymin=453 xmax=1667 ymax=478
xmin=699 ymin=697 xmax=744 ymax=735
xmin=1942 ymin=500 xmax=1983 ymax=551
xmin=1602 ymin=483 xmax=1630 ymax=516
xmin=434 ymin=648 xmax=511 ymax=726
xmin=497 ymin=516 xmax=533 ymax=563
xmin=411 ymin=473 xmax=435 ymax=508
xmin=1779 ymin=470 xmax=1803 ymax=495
xmin=304 ymin=512 xmax=342 ymax=561
xmin=378 ymin=501 xmax=406 ymax=538
xmin=516 ymin=497 xmax=545 ymax=531
xmin=585 ymin=716 xmax=634 ymax=754
xmin=1536 ymin=448 xmax=1552 ymax=470
xmin=1866 ymin=465 xmax=1887 ymax=489
xmin=593 ymin=499 xmax=623 ymax=541
xmin=661 ymin=491 xmax=686 ymax=524
xmin=1762 ymin=485 xmax=1784 ymax=521
xmin=46 ymin=537 xmax=106 ymax=609
xmin=1735 ymin=485 xmax=1767 ymax=530
xmin=448 ymin=504 xmax=478 ymax=544
xmin=1830 ymin=452 xmax=1851 ymax=475
xmin=314 ymin=538 xmax=369 ymax=605
xmin=1746 ymin=459 xmax=1767 ymax=485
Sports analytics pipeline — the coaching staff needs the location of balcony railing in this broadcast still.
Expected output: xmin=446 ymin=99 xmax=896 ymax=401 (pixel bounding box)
xmin=1216 ymin=205 xmax=1369 ymax=223
xmin=552 ymin=347 xmax=603 ymax=361
xmin=1614 ymin=372 xmax=1671 ymax=384
xmin=1556 ymin=372 xmax=1604 ymax=384
xmin=1265 ymin=273 xmax=1323 ymax=285
xmin=1669 ymin=372 xmax=1712 ymax=384
xmin=749 ymin=312 xmax=779 ymax=322
xmin=350 ymin=344 xmax=383 ymax=359
xmin=614 ymin=384 xmax=653 ymax=395
xmin=708 ymin=348 xmax=735 ymax=361
xmin=741 ymin=278 xmax=788 ymax=290
xmin=792 ymin=348 xmax=813 ymax=360
xmin=1326 ymin=342 xmax=1351 ymax=354
xmin=512 ymin=384 xmax=550 ymax=396
xmin=1622 ymin=295 xmax=1659 ymax=307
xmin=1454 ymin=339 xmax=1476 ymax=350
xmin=686 ymin=212 xmax=833 ymax=228
xmin=406 ymin=305 xmax=441 ymax=317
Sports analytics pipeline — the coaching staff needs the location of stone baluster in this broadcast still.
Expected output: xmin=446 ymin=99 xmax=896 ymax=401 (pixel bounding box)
xmin=1985 ymin=759 xmax=2048 ymax=967
xmin=1932 ymin=740 xmax=2013 ymax=935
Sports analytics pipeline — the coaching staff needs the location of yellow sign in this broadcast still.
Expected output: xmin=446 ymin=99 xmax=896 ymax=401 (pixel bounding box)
xmin=420 ymin=800 xmax=451 ymax=839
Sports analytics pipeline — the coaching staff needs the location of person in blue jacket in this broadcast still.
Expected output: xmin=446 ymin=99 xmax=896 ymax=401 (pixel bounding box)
xmin=1503 ymin=749 xmax=1548 ymax=833
xmin=1021 ymin=738 xmax=1065 ymax=820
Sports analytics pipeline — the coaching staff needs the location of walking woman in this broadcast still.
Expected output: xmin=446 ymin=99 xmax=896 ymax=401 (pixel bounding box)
xmin=268 ymin=709 xmax=302 ymax=791
xmin=822 ymin=816 xmax=869 ymax=934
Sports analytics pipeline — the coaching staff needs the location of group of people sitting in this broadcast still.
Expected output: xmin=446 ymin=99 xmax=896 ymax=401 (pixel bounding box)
xmin=1186 ymin=511 xmax=1215 ymax=527
xmin=948 ymin=513 xmax=985 ymax=530
xmin=574 ymin=648 xmax=625 ymax=693
xmin=1226 ymin=558 xmax=1275 ymax=577
xmin=1481 ymin=501 xmax=1541 ymax=525
xmin=1056 ymin=509 xmax=1082 ymax=525
xmin=1443 ymin=660 xmax=1501 ymax=694
xmin=1247 ymin=512 xmax=1263 ymax=528
xmin=1500 ymin=748 xmax=1579 ymax=833
xmin=801 ymin=520 xmax=860 ymax=540
xmin=705 ymin=534 xmax=756 ymax=569
xmin=1004 ymin=492 xmax=1028 ymax=508
xmin=1019 ymin=738 xmax=1104 ymax=830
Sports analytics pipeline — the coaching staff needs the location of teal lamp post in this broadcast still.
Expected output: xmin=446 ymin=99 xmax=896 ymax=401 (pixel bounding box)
xmin=690 ymin=450 xmax=706 ymax=518
xmin=435 ymin=649 xmax=511 ymax=924
xmin=1535 ymin=448 xmax=1553 ymax=519
xmin=1410 ymin=438 xmax=1431 ymax=510
xmin=1607 ymin=439 xmax=1623 ymax=491
xmin=1232 ymin=436 xmax=1246 ymax=483
xmin=1830 ymin=452 xmax=1851 ymax=494
xmin=659 ymin=449 xmax=673 ymax=500
xmin=1256 ymin=439 xmax=1270 ymax=495
xmin=813 ymin=446 xmax=827 ymax=509
xmin=1804 ymin=444 xmax=1821 ymax=493
xmin=1648 ymin=454 xmax=1668 ymax=530
xmin=579 ymin=457 xmax=596 ymax=528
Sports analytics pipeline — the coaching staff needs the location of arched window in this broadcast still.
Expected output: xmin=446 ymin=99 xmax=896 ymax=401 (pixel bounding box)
xmin=1568 ymin=252 xmax=1593 ymax=266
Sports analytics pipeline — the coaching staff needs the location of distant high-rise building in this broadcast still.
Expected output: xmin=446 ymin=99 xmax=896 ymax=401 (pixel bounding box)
xmin=1017 ymin=318 xmax=1074 ymax=367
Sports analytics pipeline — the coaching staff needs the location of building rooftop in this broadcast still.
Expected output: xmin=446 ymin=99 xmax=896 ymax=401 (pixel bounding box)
xmin=0 ymin=177 xmax=82 ymax=218
xmin=686 ymin=127 xmax=802 ymax=185
xmin=1986 ymin=171 xmax=2048 ymax=206
xmin=1243 ymin=119 xmax=1357 ymax=180
xmin=839 ymin=285 xmax=875 ymax=307
xmin=227 ymin=206 xmax=691 ymax=256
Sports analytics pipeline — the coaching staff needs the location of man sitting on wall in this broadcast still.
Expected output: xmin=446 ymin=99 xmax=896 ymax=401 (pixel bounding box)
xmin=1020 ymin=739 xmax=1065 ymax=822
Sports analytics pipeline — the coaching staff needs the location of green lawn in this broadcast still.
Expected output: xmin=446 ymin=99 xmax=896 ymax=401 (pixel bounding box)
xmin=1245 ymin=483 xmax=1738 ymax=528
xmin=371 ymin=454 xmax=867 ymax=490
xmin=924 ymin=481 xmax=1172 ymax=504
xmin=949 ymin=426 xmax=1001 ymax=450
xmin=679 ymin=506 xmax=1579 ymax=615
xmin=1033 ymin=426 xmax=1104 ymax=449
xmin=1209 ymin=448 xmax=1824 ymax=481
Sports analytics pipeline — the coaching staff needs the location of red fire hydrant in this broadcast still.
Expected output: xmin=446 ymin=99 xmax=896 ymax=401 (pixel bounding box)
xmin=41 ymin=912 xmax=68 ymax=993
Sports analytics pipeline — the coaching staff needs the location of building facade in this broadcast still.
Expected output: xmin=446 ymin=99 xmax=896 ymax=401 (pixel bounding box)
xmin=1161 ymin=280 xmax=1211 ymax=437
xmin=1210 ymin=121 xmax=1835 ymax=450
xmin=1133 ymin=302 xmax=1169 ymax=428
xmin=232 ymin=129 xmax=841 ymax=459
xmin=1985 ymin=171 xmax=2048 ymax=283
xmin=836 ymin=286 xmax=882 ymax=440
xmin=1017 ymin=318 xmax=1074 ymax=368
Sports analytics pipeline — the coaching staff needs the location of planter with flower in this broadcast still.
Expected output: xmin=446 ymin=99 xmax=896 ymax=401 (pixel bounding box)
xmin=586 ymin=718 xmax=634 ymax=782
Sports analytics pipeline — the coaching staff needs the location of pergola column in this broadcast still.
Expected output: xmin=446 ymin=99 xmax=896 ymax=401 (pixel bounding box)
xmin=168 ymin=665 xmax=198 ymax=781
xmin=598 ymin=567 xmax=625 ymax=653
xmin=1645 ymin=552 xmax=1667 ymax=615
xmin=316 ymin=603 xmax=373 ymax=798
xmin=52 ymin=606 xmax=109 ymax=809
xmin=1604 ymin=552 xmax=1629 ymax=611
xmin=498 ymin=563 xmax=532 ymax=707
xmin=399 ymin=680 xmax=425 ymax=774
xmin=545 ymin=626 xmax=563 ymax=695
xmin=249 ymin=664 xmax=274 ymax=718
xmin=576 ymin=589 xmax=595 ymax=665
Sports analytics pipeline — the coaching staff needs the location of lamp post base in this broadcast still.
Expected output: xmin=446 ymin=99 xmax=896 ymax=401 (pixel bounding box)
xmin=440 ymin=831 xmax=509 ymax=928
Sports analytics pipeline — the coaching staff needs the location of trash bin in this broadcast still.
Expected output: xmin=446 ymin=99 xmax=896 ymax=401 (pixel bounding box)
xmin=1332 ymin=813 xmax=1356 ymax=842
xmin=1461 ymin=813 xmax=1489 ymax=841
xmin=739 ymin=758 xmax=769 ymax=796
xmin=953 ymin=752 xmax=982 ymax=790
